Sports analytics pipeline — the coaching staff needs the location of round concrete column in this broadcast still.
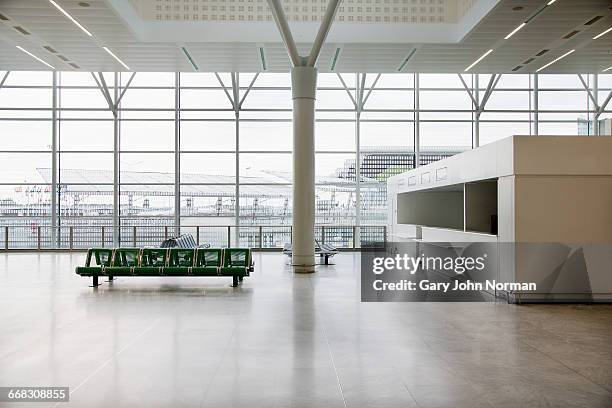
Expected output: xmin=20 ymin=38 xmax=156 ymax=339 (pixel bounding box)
xmin=291 ymin=66 xmax=317 ymax=273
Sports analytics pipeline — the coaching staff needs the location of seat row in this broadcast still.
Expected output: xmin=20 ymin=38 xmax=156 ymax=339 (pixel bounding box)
xmin=75 ymin=247 xmax=253 ymax=287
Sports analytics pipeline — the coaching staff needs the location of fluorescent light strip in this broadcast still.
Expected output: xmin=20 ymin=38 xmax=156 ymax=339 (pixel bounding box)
xmin=593 ymin=26 xmax=612 ymax=40
xmin=102 ymin=46 xmax=130 ymax=70
xmin=504 ymin=22 xmax=526 ymax=39
xmin=16 ymin=45 xmax=55 ymax=69
xmin=547 ymin=0 xmax=557 ymax=5
xmin=603 ymin=66 xmax=612 ymax=73
xmin=536 ymin=49 xmax=575 ymax=72
xmin=48 ymin=0 xmax=92 ymax=37
xmin=464 ymin=49 xmax=493 ymax=72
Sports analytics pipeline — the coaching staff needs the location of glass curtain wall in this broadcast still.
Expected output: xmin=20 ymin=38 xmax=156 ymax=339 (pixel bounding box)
xmin=0 ymin=70 xmax=610 ymax=248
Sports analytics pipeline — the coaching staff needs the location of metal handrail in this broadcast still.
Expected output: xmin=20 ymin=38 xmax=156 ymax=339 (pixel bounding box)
xmin=0 ymin=224 xmax=387 ymax=251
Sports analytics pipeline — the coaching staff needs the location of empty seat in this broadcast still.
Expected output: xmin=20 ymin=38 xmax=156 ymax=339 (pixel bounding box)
xmin=165 ymin=248 xmax=195 ymax=276
xmin=192 ymin=248 xmax=222 ymax=276
xmin=76 ymin=248 xmax=113 ymax=276
xmin=220 ymin=248 xmax=251 ymax=277
xmin=106 ymin=248 xmax=141 ymax=276
xmin=137 ymin=248 xmax=168 ymax=276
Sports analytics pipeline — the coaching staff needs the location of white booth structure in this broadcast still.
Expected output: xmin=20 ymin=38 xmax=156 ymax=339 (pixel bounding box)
xmin=387 ymin=136 xmax=612 ymax=302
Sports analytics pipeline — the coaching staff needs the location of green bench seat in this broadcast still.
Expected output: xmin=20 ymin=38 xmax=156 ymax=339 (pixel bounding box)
xmin=192 ymin=248 xmax=223 ymax=276
xmin=75 ymin=248 xmax=113 ymax=279
xmin=76 ymin=247 xmax=253 ymax=287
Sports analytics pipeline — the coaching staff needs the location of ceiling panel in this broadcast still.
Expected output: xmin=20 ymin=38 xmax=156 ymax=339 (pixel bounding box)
xmin=0 ymin=0 xmax=611 ymax=73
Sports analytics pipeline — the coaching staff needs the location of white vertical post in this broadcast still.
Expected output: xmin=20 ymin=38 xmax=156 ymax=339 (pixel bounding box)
xmin=174 ymin=72 xmax=181 ymax=235
xmin=291 ymin=66 xmax=317 ymax=272
xmin=414 ymin=73 xmax=420 ymax=167
xmin=235 ymin=102 xmax=240 ymax=246
xmin=113 ymin=72 xmax=120 ymax=245
xmin=473 ymin=74 xmax=480 ymax=148
xmin=51 ymin=71 xmax=58 ymax=247
xmin=593 ymin=74 xmax=599 ymax=136
xmin=533 ymin=74 xmax=539 ymax=136
xmin=355 ymin=73 xmax=361 ymax=246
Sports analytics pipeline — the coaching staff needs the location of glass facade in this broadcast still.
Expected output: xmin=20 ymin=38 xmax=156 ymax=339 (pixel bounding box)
xmin=0 ymin=71 xmax=610 ymax=248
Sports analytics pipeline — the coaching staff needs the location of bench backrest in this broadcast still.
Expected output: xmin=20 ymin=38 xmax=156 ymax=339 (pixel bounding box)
xmin=196 ymin=248 xmax=222 ymax=267
xmin=223 ymin=248 xmax=251 ymax=267
xmin=168 ymin=248 xmax=195 ymax=267
xmin=112 ymin=248 xmax=141 ymax=267
xmin=141 ymin=248 xmax=168 ymax=267
xmin=86 ymin=248 xmax=114 ymax=267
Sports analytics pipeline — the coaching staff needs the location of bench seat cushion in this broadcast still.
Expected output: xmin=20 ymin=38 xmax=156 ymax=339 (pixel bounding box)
xmin=192 ymin=267 xmax=219 ymax=276
xmin=134 ymin=267 xmax=162 ymax=276
xmin=219 ymin=266 xmax=248 ymax=277
xmin=164 ymin=267 xmax=190 ymax=276
xmin=105 ymin=267 xmax=133 ymax=276
xmin=76 ymin=266 xmax=103 ymax=276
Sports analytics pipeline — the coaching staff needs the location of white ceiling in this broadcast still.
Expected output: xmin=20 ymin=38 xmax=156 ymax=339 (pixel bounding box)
xmin=0 ymin=0 xmax=611 ymax=73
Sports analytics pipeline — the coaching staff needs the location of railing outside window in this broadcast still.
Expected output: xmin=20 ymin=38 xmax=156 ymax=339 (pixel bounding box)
xmin=0 ymin=225 xmax=386 ymax=250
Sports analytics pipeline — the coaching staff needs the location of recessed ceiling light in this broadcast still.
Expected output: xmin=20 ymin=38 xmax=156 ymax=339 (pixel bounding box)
xmin=464 ymin=49 xmax=494 ymax=72
xmin=505 ymin=22 xmax=526 ymax=39
xmin=102 ymin=46 xmax=130 ymax=70
xmin=536 ymin=49 xmax=575 ymax=72
xmin=16 ymin=45 xmax=55 ymax=69
xmin=512 ymin=6 xmax=524 ymax=11
xmin=78 ymin=2 xmax=90 ymax=7
xmin=603 ymin=66 xmax=612 ymax=73
xmin=593 ymin=26 xmax=612 ymax=40
xmin=48 ymin=0 xmax=92 ymax=37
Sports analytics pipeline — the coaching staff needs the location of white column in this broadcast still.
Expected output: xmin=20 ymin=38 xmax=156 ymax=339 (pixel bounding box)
xmin=113 ymin=72 xmax=120 ymax=245
xmin=473 ymin=74 xmax=480 ymax=149
xmin=533 ymin=74 xmax=539 ymax=136
xmin=174 ymin=72 xmax=181 ymax=235
xmin=51 ymin=71 xmax=58 ymax=247
xmin=414 ymin=73 xmax=420 ymax=168
xmin=291 ymin=66 xmax=317 ymax=273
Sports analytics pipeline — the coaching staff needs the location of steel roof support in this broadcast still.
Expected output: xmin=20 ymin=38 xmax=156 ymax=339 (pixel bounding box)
xmin=267 ymin=0 xmax=301 ymax=67
xmin=266 ymin=0 xmax=343 ymax=272
xmin=91 ymin=72 xmax=115 ymax=115
xmin=238 ymin=73 xmax=260 ymax=109
xmin=115 ymin=72 xmax=136 ymax=108
xmin=307 ymin=0 xmax=342 ymax=67
xmin=215 ymin=73 xmax=236 ymax=109
xmin=578 ymin=74 xmax=599 ymax=110
xmin=336 ymin=73 xmax=357 ymax=109
xmin=360 ymin=73 xmax=381 ymax=111
xmin=0 ymin=71 xmax=10 ymax=90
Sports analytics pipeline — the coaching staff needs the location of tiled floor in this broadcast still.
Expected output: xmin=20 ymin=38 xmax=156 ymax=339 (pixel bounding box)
xmin=0 ymin=252 xmax=611 ymax=408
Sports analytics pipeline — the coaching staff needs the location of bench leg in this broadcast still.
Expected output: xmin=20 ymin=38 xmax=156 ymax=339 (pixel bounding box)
xmin=239 ymin=276 xmax=244 ymax=282
xmin=231 ymin=275 xmax=239 ymax=287
xmin=108 ymin=276 xmax=114 ymax=282
xmin=90 ymin=276 xmax=102 ymax=287
xmin=325 ymin=255 xmax=329 ymax=265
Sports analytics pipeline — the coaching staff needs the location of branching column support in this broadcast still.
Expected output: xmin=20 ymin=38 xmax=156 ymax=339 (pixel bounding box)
xmin=458 ymin=73 xmax=501 ymax=148
xmin=215 ymin=72 xmax=259 ymax=246
xmin=579 ymin=74 xmax=612 ymax=135
xmin=267 ymin=0 xmax=342 ymax=272
xmin=91 ymin=72 xmax=136 ymax=244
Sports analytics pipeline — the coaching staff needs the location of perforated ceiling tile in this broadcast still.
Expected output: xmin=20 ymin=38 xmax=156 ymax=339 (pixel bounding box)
xmin=129 ymin=0 xmax=468 ymax=24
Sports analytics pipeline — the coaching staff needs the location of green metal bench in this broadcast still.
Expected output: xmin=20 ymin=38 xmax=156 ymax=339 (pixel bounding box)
xmin=76 ymin=247 xmax=253 ymax=287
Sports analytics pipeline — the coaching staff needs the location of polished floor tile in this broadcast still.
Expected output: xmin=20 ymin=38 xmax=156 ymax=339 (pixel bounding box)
xmin=0 ymin=252 xmax=611 ymax=407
